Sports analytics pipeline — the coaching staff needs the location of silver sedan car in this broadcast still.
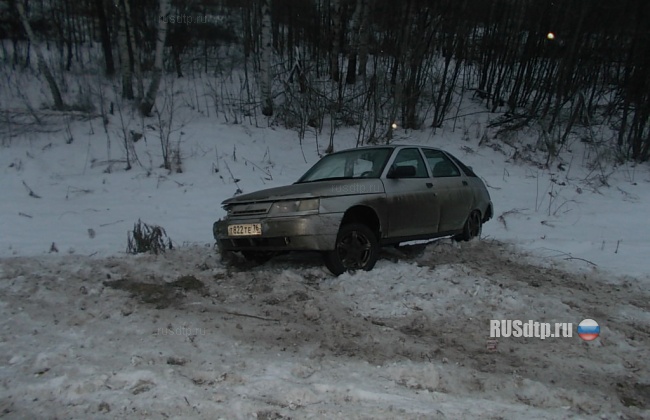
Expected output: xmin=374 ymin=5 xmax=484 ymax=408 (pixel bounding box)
xmin=214 ymin=145 xmax=493 ymax=275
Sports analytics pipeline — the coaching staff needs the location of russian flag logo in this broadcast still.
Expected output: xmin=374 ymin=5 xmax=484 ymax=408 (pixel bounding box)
xmin=578 ymin=319 xmax=600 ymax=341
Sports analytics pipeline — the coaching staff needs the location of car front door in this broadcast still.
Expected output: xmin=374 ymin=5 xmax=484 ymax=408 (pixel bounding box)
xmin=382 ymin=148 xmax=440 ymax=238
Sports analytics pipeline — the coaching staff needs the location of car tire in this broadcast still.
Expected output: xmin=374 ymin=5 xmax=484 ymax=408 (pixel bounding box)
xmin=324 ymin=223 xmax=379 ymax=276
xmin=455 ymin=210 xmax=482 ymax=241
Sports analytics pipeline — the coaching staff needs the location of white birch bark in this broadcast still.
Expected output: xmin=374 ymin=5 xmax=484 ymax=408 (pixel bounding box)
xmin=140 ymin=0 xmax=171 ymax=116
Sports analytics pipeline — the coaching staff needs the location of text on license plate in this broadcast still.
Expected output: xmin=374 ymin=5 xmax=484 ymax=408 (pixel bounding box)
xmin=227 ymin=223 xmax=262 ymax=236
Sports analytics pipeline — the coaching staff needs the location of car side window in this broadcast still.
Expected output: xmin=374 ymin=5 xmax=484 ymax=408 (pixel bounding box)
xmin=423 ymin=149 xmax=461 ymax=178
xmin=392 ymin=148 xmax=428 ymax=178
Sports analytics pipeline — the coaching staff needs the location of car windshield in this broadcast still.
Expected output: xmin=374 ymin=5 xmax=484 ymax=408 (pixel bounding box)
xmin=297 ymin=148 xmax=393 ymax=183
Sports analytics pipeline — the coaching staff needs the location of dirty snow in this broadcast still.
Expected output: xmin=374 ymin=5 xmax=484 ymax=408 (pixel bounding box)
xmin=0 ymin=242 xmax=648 ymax=418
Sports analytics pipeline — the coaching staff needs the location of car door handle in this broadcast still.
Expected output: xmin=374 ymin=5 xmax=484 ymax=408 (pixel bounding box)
xmin=426 ymin=182 xmax=433 ymax=188
xmin=462 ymin=180 xmax=468 ymax=186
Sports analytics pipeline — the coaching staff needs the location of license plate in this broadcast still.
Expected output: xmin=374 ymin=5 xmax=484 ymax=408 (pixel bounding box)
xmin=227 ymin=223 xmax=262 ymax=236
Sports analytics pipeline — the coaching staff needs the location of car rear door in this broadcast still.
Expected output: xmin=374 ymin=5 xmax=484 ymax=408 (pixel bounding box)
xmin=381 ymin=148 xmax=440 ymax=238
xmin=422 ymin=148 xmax=473 ymax=232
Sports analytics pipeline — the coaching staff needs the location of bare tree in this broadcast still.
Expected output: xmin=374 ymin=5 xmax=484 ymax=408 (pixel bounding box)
xmin=123 ymin=0 xmax=144 ymax=100
xmin=140 ymin=0 xmax=171 ymax=116
xmin=116 ymin=0 xmax=133 ymax=99
xmin=345 ymin=0 xmax=363 ymax=84
xmin=259 ymin=0 xmax=273 ymax=116
xmin=6 ymin=0 xmax=650 ymax=162
xmin=329 ymin=0 xmax=342 ymax=82
xmin=94 ymin=0 xmax=115 ymax=76
xmin=14 ymin=0 xmax=64 ymax=109
xmin=356 ymin=0 xmax=370 ymax=79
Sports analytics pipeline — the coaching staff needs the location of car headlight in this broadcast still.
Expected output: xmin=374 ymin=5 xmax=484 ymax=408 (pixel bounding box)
xmin=270 ymin=198 xmax=319 ymax=214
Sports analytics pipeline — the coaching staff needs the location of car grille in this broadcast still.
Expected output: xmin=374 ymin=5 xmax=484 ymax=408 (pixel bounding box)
xmin=228 ymin=202 xmax=272 ymax=216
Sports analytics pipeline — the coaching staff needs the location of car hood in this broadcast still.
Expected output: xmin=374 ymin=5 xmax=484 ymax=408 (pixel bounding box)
xmin=222 ymin=179 xmax=385 ymax=205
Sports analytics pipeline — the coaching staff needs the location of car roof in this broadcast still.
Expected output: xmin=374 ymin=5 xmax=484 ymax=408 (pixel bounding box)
xmin=329 ymin=144 xmax=444 ymax=154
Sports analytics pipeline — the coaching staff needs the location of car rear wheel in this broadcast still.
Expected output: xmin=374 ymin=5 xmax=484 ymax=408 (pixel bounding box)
xmin=455 ymin=210 xmax=482 ymax=241
xmin=324 ymin=223 xmax=379 ymax=276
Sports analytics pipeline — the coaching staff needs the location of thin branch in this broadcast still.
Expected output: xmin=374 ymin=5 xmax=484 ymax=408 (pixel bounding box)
xmin=223 ymin=310 xmax=279 ymax=322
xmin=100 ymin=220 xmax=125 ymax=227
xmin=563 ymin=256 xmax=598 ymax=266
xmin=22 ymin=181 xmax=41 ymax=198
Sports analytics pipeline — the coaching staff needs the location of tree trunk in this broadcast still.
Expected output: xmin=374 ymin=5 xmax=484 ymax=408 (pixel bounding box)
xmin=140 ymin=0 xmax=171 ymax=116
xmin=123 ymin=0 xmax=144 ymax=100
xmin=386 ymin=0 xmax=412 ymax=140
xmin=242 ymin=3 xmax=252 ymax=59
xmin=95 ymin=0 xmax=115 ymax=76
xmin=329 ymin=0 xmax=341 ymax=82
xmin=116 ymin=0 xmax=133 ymax=99
xmin=356 ymin=0 xmax=370 ymax=78
xmin=259 ymin=0 xmax=273 ymax=116
xmin=172 ymin=45 xmax=183 ymax=78
xmin=345 ymin=0 xmax=363 ymax=84
xmin=15 ymin=0 xmax=65 ymax=110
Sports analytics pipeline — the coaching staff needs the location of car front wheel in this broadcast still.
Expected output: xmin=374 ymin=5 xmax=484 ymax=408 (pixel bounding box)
xmin=324 ymin=223 xmax=379 ymax=276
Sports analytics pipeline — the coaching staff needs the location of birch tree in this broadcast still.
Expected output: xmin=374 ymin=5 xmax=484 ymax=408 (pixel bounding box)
xmin=140 ymin=0 xmax=171 ymax=116
xmin=259 ymin=0 xmax=273 ymax=116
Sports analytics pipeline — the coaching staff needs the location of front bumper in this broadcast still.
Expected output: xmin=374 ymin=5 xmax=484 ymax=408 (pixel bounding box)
xmin=214 ymin=213 xmax=342 ymax=252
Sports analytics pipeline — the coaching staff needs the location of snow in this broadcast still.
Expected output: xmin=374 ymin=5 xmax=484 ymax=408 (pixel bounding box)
xmin=1 ymin=93 xmax=649 ymax=418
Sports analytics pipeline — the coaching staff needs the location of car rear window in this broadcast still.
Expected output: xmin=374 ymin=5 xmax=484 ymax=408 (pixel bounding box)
xmin=446 ymin=153 xmax=478 ymax=177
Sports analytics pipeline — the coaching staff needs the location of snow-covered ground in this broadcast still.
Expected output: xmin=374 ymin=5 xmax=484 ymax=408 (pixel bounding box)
xmin=2 ymin=109 xmax=649 ymax=276
xmin=1 ymin=97 xmax=649 ymax=418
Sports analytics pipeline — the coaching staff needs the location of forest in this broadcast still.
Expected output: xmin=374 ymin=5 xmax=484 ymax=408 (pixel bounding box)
xmin=1 ymin=0 xmax=649 ymax=162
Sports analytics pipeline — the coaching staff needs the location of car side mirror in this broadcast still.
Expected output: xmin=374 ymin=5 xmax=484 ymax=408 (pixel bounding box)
xmin=387 ymin=165 xmax=416 ymax=179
